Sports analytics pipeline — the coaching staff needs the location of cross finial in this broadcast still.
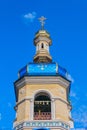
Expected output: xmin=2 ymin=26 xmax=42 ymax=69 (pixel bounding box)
xmin=38 ymin=16 xmax=47 ymax=30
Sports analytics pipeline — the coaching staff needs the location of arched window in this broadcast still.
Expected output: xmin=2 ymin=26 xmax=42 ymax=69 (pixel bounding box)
xmin=45 ymin=44 xmax=49 ymax=52
xmin=34 ymin=92 xmax=51 ymax=120
xmin=41 ymin=43 xmax=44 ymax=49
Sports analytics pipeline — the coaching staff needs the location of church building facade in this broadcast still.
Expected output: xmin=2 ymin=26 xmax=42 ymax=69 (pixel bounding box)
xmin=13 ymin=16 xmax=74 ymax=130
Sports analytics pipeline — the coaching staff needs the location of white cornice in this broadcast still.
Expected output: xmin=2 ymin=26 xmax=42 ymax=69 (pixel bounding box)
xmin=15 ymin=76 xmax=70 ymax=88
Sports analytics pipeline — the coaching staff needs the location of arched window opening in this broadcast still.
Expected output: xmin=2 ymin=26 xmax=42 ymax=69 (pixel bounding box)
xmin=41 ymin=43 xmax=44 ymax=49
xmin=33 ymin=128 xmax=49 ymax=130
xmin=46 ymin=44 xmax=49 ymax=52
xmin=36 ymin=45 xmax=39 ymax=52
xmin=38 ymin=45 xmax=39 ymax=50
xmin=34 ymin=92 xmax=51 ymax=120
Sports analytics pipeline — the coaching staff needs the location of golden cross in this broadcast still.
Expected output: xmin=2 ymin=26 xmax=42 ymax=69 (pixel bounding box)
xmin=38 ymin=16 xmax=47 ymax=30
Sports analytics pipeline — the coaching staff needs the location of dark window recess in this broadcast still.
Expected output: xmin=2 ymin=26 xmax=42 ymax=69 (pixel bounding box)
xmin=41 ymin=43 xmax=44 ymax=49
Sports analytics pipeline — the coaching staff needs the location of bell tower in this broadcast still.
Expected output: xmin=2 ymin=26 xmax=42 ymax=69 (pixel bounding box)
xmin=13 ymin=16 xmax=74 ymax=130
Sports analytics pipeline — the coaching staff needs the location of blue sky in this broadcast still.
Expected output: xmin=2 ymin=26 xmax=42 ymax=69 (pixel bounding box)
xmin=0 ymin=0 xmax=87 ymax=129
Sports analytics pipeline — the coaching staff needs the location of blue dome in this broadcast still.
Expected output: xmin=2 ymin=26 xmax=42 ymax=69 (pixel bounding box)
xmin=18 ymin=62 xmax=69 ymax=80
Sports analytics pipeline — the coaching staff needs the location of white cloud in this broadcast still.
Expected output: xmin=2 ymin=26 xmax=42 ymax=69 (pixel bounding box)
xmin=70 ymin=91 xmax=76 ymax=97
xmin=23 ymin=12 xmax=37 ymax=22
xmin=70 ymin=90 xmax=80 ymax=106
xmin=66 ymin=73 xmax=74 ymax=83
xmin=72 ymin=105 xmax=87 ymax=127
